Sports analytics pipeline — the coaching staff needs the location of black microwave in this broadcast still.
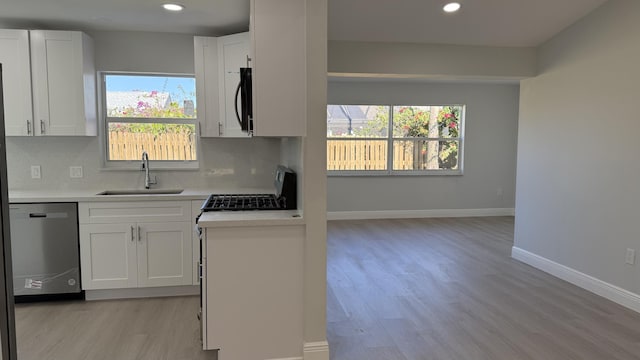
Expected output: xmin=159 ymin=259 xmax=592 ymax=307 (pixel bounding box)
xmin=234 ymin=67 xmax=253 ymax=134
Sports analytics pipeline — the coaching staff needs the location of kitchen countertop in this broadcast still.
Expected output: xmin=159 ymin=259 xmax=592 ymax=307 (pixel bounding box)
xmin=10 ymin=188 xmax=305 ymax=226
xmin=197 ymin=210 xmax=304 ymax=228
xmin=9 ymin=187 xmax=275 ymax=203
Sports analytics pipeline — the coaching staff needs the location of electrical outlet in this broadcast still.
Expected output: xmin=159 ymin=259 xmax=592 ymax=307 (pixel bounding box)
xmin=30 ymin=165 xmax=41 ymax=179
xmin=69 ymin=166 xmax=83 ymax=178
xmin=626 ymin=248 xmax=636 ymax=265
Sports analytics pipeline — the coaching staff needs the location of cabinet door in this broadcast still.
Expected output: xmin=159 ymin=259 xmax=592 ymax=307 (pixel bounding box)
xmin=194 ymin=36 xmax=222 ymax=137
xmin=251 ymin=0 xmax=306 ymax=137
xmin=137 ymin=222 xmax=192 ymax=287
xmin=217 ymin=32 xmax=250 ymax=138
xmin=30 ymin=30 xmax=96 ymax=136
xmin=80 ymin=223 xmax=138 ymax=290
xmin=0 ymin=30 xmax=34 ymax=136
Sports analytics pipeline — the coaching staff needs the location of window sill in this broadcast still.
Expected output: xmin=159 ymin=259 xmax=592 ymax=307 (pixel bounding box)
xmin=101 ymin=161 xmax=200 ymax=172
xmin=328 ymin=170 xmax=463 ymax=177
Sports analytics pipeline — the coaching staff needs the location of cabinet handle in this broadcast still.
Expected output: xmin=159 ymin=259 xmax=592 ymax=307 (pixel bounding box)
xmin=27 ymin=120 xmax=31 ymax=135
xmin=138 ymin=226 xmax=142 ymax=242
xmin=218 ymin=122 xmax=223 ymax=135
xmin=246 ymin=55 xmax=251 ymax=67
xmin=40 ymin=120 xmax=45 ymax=134
xmin=131 ymin=226 xmax=135 ymax=241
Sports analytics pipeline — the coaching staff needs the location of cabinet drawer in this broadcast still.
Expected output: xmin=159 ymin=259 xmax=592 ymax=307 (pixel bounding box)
xmin=79 ymin=201 xmax=191 ymax=224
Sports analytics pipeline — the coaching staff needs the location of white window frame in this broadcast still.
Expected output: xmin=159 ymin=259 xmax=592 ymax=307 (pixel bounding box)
xmin=327 ymin=104 xmax=465 ymax=176
xmin=100 ymin=71 xmax=199 ymax=170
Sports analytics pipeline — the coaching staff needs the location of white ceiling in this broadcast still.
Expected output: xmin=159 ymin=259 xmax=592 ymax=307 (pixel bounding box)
xmin=0 ymin=0 xmax=609 ymax=46
xmin=330 ymin=0 xmax=609 ymax=47
xmin=0 ymin=0 xmax=250 ymax=36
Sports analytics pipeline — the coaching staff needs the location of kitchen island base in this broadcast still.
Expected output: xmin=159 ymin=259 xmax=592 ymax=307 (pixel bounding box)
xmin=202 ymin=224 xmax=304 ymax=360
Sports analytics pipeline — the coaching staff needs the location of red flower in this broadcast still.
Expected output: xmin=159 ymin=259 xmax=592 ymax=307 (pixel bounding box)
xmin=421 ymin=149 xmax=427 ymax=155
xmin=444 ymin=113 xmax=452 ymax=119
xmin=399 ymin=108 xmax=405 ymax=114
xmin=449 ymin=122 xmax=456 ymax=129
xmin=403 ymin=125 xmax=410 ymax=130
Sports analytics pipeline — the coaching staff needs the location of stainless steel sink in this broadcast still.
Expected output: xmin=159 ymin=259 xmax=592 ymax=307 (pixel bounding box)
xmin=97 ymin=189 xmax=184 ymax=195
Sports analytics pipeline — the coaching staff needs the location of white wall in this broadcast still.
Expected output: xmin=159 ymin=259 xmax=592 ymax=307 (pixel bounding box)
xmin=329 ymin=41 xmax=537 ymax=80
xmin=6 ymin=30 xmax=282 ymax=191
xmin=6 ymin=136 xmax=280 ymax=190
xmin=87 ymin=31 xmax=195 ymax=74
xmin=303 ymin=0 xmax=328 ymax=348
xmin=327 ymin=80 xmax=519 ymax=212
xmin=515 ymin=0 xmax=640 ymax=294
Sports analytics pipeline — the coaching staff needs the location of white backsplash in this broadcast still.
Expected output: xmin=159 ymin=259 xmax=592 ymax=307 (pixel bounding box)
xmin=6 ymin=136 xmax=282 ymax=191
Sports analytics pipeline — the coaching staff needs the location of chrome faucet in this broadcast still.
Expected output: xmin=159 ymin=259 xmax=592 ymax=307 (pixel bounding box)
xmin=141 ymin=151 xmax=157 ymax=189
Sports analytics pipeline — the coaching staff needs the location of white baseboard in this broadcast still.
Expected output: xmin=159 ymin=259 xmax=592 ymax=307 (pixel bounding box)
xmin=263 ymin=342 xmax=328 ymax=360
xmin=511 ymin=247 xmax=640 ymax=313
xmin=327 ymin=208 xmax=515 ymax=220
xmin=85 ymin=285 xmax=199 ymax=301
xmin=303 ymin=341 xmax=330 ymax=360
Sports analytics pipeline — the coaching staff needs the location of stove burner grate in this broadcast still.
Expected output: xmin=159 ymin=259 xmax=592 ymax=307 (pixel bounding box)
xmin=201 ymin=194 xmax=285 ymax=211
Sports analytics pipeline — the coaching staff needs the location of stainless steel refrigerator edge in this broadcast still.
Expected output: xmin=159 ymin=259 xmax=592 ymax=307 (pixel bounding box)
xmin=0 ymin=64 xmax=19 ymax=360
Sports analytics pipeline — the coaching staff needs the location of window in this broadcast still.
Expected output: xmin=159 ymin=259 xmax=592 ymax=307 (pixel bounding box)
xmin=327 ymin=104 xmax=464 ymax=175
xmin=103 ymin=73 xmax=198 ymax=168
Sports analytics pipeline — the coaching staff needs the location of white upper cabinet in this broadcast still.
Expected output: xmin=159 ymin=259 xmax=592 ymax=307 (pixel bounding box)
xmin=194 ymin=36 xmax=221 ymax=137
xmin=0 ymin=30 xmax=97 ymax=137
xmin=0 ymin=30 xmax=34 ymax=136
xmin=251 ymin=0 xmax=307 ymax=137
xmin=30 ymin=30 xmax=97 ymax=136
xmin=194 ymin=33 xmax=250 ymax=138
xmin=217 ymin=32 xmax=250 ymax=138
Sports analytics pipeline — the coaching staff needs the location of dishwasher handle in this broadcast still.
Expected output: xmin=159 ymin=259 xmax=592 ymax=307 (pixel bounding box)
xmin=26 ymin=212 xmax=69 ymax=219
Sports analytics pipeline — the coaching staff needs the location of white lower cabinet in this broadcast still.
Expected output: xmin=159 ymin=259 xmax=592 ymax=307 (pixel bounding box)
xmin=80 ymin=223 xmax=137 ymax=289
xmin=137 ymin=222 xmax=192 ymax=287
xmin=79 ymin=201 xmax=193 ymax=290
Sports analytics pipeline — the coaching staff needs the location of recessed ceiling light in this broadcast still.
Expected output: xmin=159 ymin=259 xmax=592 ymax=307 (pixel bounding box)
xmin=162 ymin=3 xmax=184 ymax=11
xmin=443 ymin=2 xmax=461 ymax=13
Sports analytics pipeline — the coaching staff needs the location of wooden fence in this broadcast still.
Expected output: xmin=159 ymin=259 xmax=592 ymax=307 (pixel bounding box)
xmin=327 ymin=140 xmax=387 ymax=170
xmin=109 ymin=134 xmax=438 ymax=168
xmin=109 ymin=131 xmax=196 ymax=161
xmin=327 ymin=139 xmax=427 ymax=170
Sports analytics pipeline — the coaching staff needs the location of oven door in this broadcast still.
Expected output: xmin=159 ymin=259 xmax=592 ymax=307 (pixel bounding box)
xmin=196 ymin=222 xmax=205 ymax=346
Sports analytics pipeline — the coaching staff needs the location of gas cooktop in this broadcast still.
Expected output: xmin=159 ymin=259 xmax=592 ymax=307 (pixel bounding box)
xmin=200 ymin=165 xmax=296 ymax=212
xmin=201 ymin=194 xmax=286 ymax=211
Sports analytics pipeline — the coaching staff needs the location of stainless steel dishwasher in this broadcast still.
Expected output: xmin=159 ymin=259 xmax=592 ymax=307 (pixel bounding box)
xmin=9 ymin=203 xmax=83 ymax=302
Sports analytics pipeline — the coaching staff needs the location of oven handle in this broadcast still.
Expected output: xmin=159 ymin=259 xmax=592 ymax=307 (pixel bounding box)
xmin=234 ymin=81 xmax=242 ymax=127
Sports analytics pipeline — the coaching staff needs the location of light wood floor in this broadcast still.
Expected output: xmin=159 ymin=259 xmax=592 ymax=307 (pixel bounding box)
xmin=15 ymin=296 xmax=216 ymax=360
xmin=14 ymin=217 xmax=640 ymax=360
xmin=327 ymin=217 xmax=640 ymax=360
